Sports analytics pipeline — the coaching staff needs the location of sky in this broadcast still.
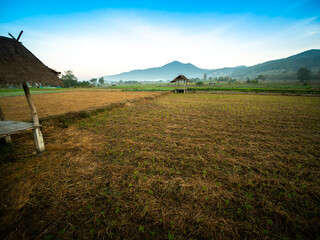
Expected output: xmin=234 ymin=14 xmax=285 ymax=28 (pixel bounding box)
xmin=1 ymin=0 xmax=320 ymax=80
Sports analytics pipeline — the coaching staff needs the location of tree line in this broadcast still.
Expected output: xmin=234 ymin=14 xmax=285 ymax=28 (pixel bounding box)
xmin=61 ymin=70 xmax=105 ymax=88
xmin=193 ymin=67 xmax=318 ymax=85
xmin=61 ymin=67 xmax=318 ymax=88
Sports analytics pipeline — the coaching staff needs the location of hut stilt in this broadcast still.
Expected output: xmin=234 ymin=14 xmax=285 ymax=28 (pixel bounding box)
xmin=0 ymin=107 xmax=12 ymax=144
xmin=22 ymin=83 xmax=45 ymax=152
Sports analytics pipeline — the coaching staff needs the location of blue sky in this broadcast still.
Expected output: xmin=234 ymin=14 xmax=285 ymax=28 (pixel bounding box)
xmin=1 ymin=0 xmax=320 ymax=80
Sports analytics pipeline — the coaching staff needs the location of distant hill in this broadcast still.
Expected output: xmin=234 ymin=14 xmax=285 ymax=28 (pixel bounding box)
xmin=231 ymin=49 xmax=320 ymax=78
xmin=207 ymin=66 xmax=246 ymax=77
xmin=103 ymin=61 xmax=206 ymax=81
xmin=103 ymin=49 xmax=320 ymax=81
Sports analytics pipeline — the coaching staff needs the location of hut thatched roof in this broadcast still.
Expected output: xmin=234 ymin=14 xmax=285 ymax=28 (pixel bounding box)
xmin=0 ymin=36 xmax=62 ymax=87
xmin=170 ymin=75 xmax=191 ymax=83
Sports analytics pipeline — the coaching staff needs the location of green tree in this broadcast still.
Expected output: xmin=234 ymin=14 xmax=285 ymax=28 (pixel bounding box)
xmin=90 ymin=78 xmax=97 ymax=85
xmin=61 ymin=70 xmax=78 ymax=87
xmin=257 ymin=74 xmax=265 ymax=81
xmin=196 ymin=81 xmax=204 ymax=86
xmin=203 ymin=73 xmax=207 ymax=81
xmin=246 ymin=77 xmax=258 ymax=84
xmin=189 ymin=77 xmax=200 ymax=83
xmin=125 ymin=80 xmax=140 ymax=84
xmin=78 ymin=81 xmax=92 ymax=87
xmin=297 ymin=67 xmax=311 ymax=83
xmin=98 ymin=77 xmax=104 ymax=86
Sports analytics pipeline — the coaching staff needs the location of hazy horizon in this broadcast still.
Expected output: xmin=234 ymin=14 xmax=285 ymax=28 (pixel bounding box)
xmin=1 ymin=0 xmax=320 ymax=80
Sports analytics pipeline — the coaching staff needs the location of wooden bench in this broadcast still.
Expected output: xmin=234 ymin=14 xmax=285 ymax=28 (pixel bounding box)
xmin=0 ymin=120 xmax=35 ymax=136
xmin=0 ymin=107 xmax=44 ymax=152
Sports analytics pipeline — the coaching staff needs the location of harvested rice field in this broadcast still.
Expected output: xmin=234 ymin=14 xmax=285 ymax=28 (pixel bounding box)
xmin=0 ymin=93 xmax=320 ymax=239
xmin=0 ymin=91 xmax=165 ymax=121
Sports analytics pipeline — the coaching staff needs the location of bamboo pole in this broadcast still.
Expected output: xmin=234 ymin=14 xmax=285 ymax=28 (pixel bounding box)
xmin=22 ymin=83 xmax=45 ymax=152
xmin=0 ymin=107 xmax=12 ymax=144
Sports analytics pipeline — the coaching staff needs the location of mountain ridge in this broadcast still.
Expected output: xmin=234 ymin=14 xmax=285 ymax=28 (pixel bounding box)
xmin=231 ymin=49 xmax=320 ymax=77
xmin=103 ymin=49 xmax=320 ymax=81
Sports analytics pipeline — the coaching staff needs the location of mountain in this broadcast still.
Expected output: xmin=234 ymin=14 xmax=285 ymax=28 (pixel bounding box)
xmin=103 ymin=61 xmax=244 ymax=82
xmin=207 ymin=66 xmax=246 ymax=77
xmin=103 ymin=49 xmax=320 ymax=81
xmin=231 ymin=49 xmax=320 ymax=78
xmin=103 ymin=61 xmax=206 ymax=81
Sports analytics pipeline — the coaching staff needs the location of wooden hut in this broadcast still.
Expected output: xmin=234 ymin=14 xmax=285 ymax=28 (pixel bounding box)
xmin=170 ymin=75 xmax=191 ymax=93
xmin=0 ymin=34 xmax=62 ymax=153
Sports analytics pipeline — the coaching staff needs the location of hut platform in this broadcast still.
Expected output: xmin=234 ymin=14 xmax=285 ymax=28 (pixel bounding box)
xmin=174 ymin=88 xmax=188 ymax=93
xmin=0 ymin=120 xmax=36 ymax=138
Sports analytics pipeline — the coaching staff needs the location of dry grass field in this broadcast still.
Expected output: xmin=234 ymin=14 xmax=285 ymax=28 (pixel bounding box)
xmin=0 ymin=93 xmax=319 ymax=239
xmin=0 ymin=91 xmax=165 ymax=121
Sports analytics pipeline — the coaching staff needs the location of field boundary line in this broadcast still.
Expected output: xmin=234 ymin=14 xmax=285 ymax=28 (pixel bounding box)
xmin=41 ymin=91 xmax=171 ymax=127
xmin=186 ymin=90 xmax=320 ymax=97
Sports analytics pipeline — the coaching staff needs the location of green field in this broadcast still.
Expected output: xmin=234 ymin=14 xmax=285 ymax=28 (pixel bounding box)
xmin=1 ymin=80 xmax=319 ymax=97
xmin=108 ymin=80 xmax=320 ymax=93
xmin=1 ymin=93 xmax=319 ymax=239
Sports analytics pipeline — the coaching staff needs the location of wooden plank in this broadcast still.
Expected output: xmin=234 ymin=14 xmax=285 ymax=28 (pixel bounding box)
xmin=0 ymin=120 xmax=34 ymax=126
xmin=0 ymin=128 xmax=34 ymax=138
xmin=0 ymin=123 xmax=34 ymax=134
xmin=0 ymin=120 xmax=34 ymax=138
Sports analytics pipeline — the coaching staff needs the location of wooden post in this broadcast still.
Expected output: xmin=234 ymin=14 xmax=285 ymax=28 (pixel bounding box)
xmin=184 ymin=80 xmax=186 ymax=93
xmin=0 ymin=107 xmax=12 ymax=144
xmin=186 ymin=81 xmax=188 ymax=93
xmin=22 ymin=83 xmax=45 ymax=152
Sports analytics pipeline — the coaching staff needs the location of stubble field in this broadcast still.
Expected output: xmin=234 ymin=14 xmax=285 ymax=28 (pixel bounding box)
xmin=0 ymin=91 xmax=165 ymax=121
xmin=0 ymin=93 xmax=319 ymax=239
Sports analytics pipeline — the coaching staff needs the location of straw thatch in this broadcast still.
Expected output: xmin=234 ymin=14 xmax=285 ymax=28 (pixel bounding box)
xmin=170 ymin=74 xmax=191 ymax=83
xmin=0 ymin=36 xmax=62 ymax=87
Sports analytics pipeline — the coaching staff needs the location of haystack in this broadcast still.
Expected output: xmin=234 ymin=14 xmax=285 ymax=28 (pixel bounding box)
xmin=0 ymin=34 xmax=62 ymax=152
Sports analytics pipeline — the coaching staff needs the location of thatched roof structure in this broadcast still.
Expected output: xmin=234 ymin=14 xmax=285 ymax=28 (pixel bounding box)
xmin=170 ymin=75 xmax=191 ymax=83
xmin=0 ymin=36 xmax=62 ymax=87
